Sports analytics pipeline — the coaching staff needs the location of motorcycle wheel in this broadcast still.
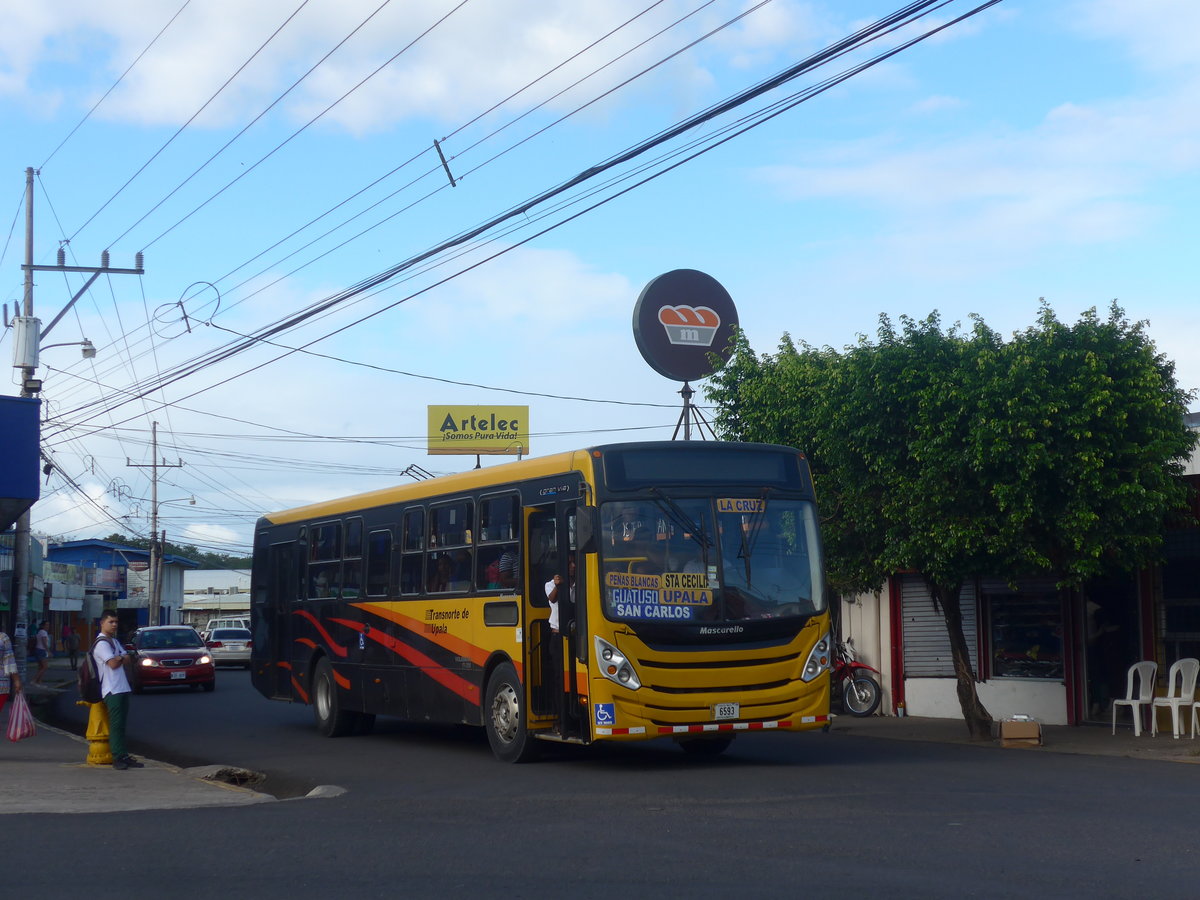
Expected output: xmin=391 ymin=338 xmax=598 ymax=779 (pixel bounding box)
xmin=842 ymin=673 xmax=882 ymax=717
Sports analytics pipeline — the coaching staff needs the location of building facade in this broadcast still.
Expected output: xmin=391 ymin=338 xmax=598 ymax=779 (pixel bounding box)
xmin=43 ymin=539 xmax=199 ymax=638
xmin=841 ymin=413 xmax=1200 ymax=727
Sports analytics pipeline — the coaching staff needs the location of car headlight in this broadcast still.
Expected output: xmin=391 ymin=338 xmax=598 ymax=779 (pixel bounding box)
xmin=139 ymin=657 xmax=159 ymax=668
xmin=198 ymin=655 xmax=212 ymax=665
xmin=801 ymin=632 xmax=831 ymax=682
xmin=593 ymin=636 xmax=641 ymax=690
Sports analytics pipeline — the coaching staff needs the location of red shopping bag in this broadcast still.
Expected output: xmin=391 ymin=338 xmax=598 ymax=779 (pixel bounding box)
xmin=6 ymin=691 xmax=36 ymax=742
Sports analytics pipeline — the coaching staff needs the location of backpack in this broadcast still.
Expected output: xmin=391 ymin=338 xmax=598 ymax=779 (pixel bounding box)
xmin=77 ymin=638 xmax=104 ymax=703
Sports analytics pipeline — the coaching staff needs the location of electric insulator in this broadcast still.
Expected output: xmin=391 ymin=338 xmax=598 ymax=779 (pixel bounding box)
xmin=135 ymin=251 xmax=144 ymax=269
xmin=57 ymin=248 xmax=65 ymax=266
xmin=101 ymin=250 xmax=110 ymax=267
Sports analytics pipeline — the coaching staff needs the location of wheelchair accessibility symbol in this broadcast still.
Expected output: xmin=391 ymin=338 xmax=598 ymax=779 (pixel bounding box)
xmin=594 ymin=703 xmax=615 ymax=726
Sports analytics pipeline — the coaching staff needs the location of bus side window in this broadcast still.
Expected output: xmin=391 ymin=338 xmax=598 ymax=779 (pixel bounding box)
xmin=428 ymin=501 xmax=473 ymax=592
xmin=400 ymin=507 xmax=424 ymax=596
xmin=365 ymin=529 xmax=391 ymax=597
xmin=477 ymin=494 xmax=520 ymax=590
xmin=309 ymin=521 xmax=341 ymax=599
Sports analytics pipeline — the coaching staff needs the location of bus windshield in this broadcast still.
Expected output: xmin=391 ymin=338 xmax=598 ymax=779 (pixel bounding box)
xmin=599 ymin=495 xmax=825 ymax=625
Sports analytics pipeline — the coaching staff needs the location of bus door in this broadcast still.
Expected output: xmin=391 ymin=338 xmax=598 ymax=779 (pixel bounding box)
xmin=524 ymin=502 xmax=583 ymax=738
xmin=258 ymin=539 xmax=296 ymax=700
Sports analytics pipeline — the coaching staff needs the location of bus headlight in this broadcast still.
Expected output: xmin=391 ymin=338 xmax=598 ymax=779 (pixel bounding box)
xmin=801 ymin=632 xmax=831 ymax=682
xmin=594 ymin=636 xmax=641 ymax=690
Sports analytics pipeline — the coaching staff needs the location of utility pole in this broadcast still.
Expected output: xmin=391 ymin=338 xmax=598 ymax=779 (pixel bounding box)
xmin=127 ymin=422 xmax=182 ymax=626
xmin=11 ymin=168 xmax=35 ymax=677
xmin=12 ymin=165 xmax=145 ymax=645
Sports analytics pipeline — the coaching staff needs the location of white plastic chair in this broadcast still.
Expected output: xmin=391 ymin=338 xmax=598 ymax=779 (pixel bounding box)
xmin=1191 ymin=701 xmax=1200 ymax=739
xmin=1112 ymin=661 xmax=1157 ymax=736
xmin=1151 ymin=658 xmax=1200 ymax=739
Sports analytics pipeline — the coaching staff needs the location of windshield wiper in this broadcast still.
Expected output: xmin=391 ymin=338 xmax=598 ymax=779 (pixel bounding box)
xmin=648 ymin=488 xmax=711 ymax=548
xmin=735 ymin=488 xmax=773 ymax=588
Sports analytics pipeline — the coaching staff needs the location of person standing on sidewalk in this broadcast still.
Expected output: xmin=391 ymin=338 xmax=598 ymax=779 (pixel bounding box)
xmin=93 ymin=611 xmax=143 ymax=770
xmin=32 ymin=621 xmax=50 ymax=684
xmin=65 ymin=626 xmax=81 ymax=669
xmin=0 ymin=629 xmax=22 ymax=716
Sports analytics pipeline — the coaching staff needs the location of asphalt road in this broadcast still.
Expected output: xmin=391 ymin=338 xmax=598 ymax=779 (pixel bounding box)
xmin=35 ymin=670 xmax=1200 ymax=899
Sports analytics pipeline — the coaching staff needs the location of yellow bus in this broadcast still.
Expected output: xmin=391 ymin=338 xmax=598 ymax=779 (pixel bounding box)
xmin=250 ymin=441 xmax=831 ymax=761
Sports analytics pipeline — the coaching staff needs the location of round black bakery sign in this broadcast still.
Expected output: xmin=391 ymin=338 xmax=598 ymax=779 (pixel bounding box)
xmin=632 ymin=269 xmax=739 ymax=382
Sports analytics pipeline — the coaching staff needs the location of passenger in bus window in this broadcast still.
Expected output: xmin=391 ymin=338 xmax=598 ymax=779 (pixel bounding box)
xmin=428 ymin=554 xmax=452 ymax=593
xmin=498 ymin=546 xmax=519 ymax=588
xmin=449 ymin=550 xmax=472 ymax=591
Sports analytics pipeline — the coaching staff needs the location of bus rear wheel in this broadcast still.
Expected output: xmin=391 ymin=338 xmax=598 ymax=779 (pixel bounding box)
xmin=484 ymin=662 xmax=538 ymax=763
xmin=312 ymin=657 xmax=359 ymax=738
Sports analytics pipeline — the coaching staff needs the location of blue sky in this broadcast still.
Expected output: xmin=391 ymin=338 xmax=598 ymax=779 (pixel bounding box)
xmin=2 ymin=0 xmax=1197 ymax=556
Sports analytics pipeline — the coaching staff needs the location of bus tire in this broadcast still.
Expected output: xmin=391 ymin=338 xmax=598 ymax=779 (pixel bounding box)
xmin=679 ymin=736 xmax=733 ymax=757
xmin=313 ymin=657 xmax=357 ymax=738
xmin=484 ymin=662 xmax=538 ymax=763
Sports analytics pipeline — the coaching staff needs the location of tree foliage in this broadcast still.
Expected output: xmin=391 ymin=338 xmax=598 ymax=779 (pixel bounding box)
xmin=706 ymin=302 xmax=1196 ymax=736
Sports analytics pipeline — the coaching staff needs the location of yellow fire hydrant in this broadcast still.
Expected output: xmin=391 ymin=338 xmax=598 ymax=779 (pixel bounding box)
xmin=76 ymin=700 xmax=114 ymax=766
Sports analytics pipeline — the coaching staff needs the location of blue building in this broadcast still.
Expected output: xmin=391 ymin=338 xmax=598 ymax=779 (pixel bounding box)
xmin=45 ymin=539 xmax=200 ymax=637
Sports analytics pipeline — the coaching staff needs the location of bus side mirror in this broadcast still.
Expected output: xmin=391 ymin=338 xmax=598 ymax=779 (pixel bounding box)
xmin=577 ymin=506 xmax=598 ymax=553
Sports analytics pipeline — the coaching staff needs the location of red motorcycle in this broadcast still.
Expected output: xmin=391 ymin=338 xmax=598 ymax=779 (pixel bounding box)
xmin=832 ymin=638 xmax=882 ymax=717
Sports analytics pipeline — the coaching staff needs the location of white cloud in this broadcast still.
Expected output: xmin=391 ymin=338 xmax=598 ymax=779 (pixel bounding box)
xmin=0 ymin=0 xmax=819 ymax=132
xmin=179 ymin=522 xmax=241 ymax=547
xmin=1071 ymin=0 xmax=1200 ymax=74
xmin=754 ymin=78 xmax=1200 ymax=268
xmin=32 ymin=479 xmax=126 ymax=540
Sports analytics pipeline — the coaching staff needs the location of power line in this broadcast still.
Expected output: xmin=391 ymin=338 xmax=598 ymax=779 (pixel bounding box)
xmin=105 ymin=0 xmax=398 ymax=250
xmin=134 ymin=0 xmax=474 ymax=253
xmin=39 ymin=0 xmax=195 ymax=168
xmin=48 ymin=1 xmax=1002 ymax=441
xmin=38 ymin=1 xmax=748 ymax=403
xmin=69 ymin=0 xmax=313 ymax=243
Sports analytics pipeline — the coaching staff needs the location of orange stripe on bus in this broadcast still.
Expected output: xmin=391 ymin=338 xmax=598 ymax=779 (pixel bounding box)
xmin=291 ymin=609 xmax=349 ymax=657
xmin=351 ymin=603 xmax=490 ymax=667
xmin=332 ymin=668 xmax=351 ymax=690
xmin=290 ymin=675 xmax=309 ymax=703
xmin=294 ymin=637 xmax=317 ymax=649
xmin=331 ymin=616 xmax=480 ymax=706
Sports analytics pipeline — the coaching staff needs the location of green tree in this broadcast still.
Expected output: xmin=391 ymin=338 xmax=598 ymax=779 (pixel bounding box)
xmin=707 ymin=303 xmax=1196 ymax=738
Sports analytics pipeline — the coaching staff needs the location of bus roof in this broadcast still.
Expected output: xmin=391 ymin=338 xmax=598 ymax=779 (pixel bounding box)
xmin=257 ymin=441 xmax=804 ymax=526
xmin=259 ymin=447 xmax=590 ymax=526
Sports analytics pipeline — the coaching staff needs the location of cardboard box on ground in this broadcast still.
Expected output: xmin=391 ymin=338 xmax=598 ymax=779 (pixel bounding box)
xmin=1000 ymin=717 xmax=1043 ymax=748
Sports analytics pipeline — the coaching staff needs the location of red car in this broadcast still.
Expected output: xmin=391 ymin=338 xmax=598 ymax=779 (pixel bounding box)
xmin=126 ymin=626 xmax=216 ymax=693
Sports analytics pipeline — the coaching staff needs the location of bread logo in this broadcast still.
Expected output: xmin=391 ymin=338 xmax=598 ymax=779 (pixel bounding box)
xmin=658 ymin=305 xmax=720 ymax=347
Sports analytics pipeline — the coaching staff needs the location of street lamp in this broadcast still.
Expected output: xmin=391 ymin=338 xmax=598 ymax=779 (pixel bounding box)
xmin=9 ymin=316 xmax=98 ymax=381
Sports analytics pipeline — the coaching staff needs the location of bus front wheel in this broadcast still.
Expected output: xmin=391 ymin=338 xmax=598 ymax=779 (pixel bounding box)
xmin=484 ymin=662 xmax=538 ymax=763
xmin=678 ymin=736 xmax=733 ymax=757
xmin=312 ymin=657 xmax=359 ymax=738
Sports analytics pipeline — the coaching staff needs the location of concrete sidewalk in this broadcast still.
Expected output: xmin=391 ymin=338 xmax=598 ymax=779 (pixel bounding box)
xmin=830 ymin=711 xmax=1200 ymax=764
xmin=5 ymin=655 xmax=276 ymax=815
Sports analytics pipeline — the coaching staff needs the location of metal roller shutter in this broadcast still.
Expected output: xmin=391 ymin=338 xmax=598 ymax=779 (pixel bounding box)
xmin=900 ymin=574 xmax=978 ymax=677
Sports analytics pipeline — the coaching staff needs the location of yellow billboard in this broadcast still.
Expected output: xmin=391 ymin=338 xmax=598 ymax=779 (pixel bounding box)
xmin=427 ymin=405 xmax=530 ymax=456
